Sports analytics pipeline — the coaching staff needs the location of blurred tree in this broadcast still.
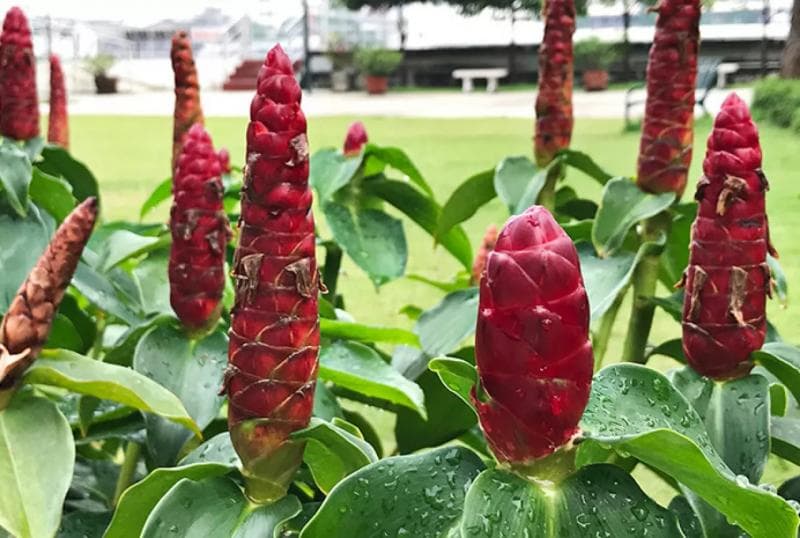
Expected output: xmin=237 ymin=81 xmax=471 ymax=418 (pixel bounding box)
xmin=783 ymin=0 xmax=800 ymax=77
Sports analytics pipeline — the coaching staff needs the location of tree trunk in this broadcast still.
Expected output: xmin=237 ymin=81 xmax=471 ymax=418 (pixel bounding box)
xmin=782 ymin=0 xmax=800 ymax=77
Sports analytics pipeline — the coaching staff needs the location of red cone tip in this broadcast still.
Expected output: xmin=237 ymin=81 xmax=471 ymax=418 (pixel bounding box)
xmin=266 ymin=44 xmax=293 ymax=74
xmin=343 ymin=121 xmax=368 ymax=156
xmin=2 ymin=6 xmax=32 ymax=46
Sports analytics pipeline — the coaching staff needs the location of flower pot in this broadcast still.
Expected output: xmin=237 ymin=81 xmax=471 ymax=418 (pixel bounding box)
xmin=94 ymin=74 xmax=118 ymax=94
xmin=582 ymin=70 xmax=609 ymax=91
xmin=365 ymin=75 xmax=389 ymax=95
xmin=331 ymin=70 xmax=350 ymax=92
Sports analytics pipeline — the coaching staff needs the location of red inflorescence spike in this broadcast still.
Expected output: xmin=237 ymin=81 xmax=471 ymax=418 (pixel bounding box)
xmin=168 ymin=123 xmax=229 ymax=334
xmin=473 ymin=206 xmax=594 ymax=463
xmin=681 ymin=94 xmax=774 ymax=380
xmin=471 ymin=223 xmax=498 ymax=285
xmin=171 ymin=30 xmax=204 ymax=173
xmin=0 ymin=7 xmax=39 ymax=141
xmin=636 ymin=0 xmax=701 ymax=197
xmin=48 ymin=54 xmax=69 ymax=148
xmin=343 ymin=121 xmax=368 ymax=156
xmin=226 ymin=44 xmax=319 ymax=502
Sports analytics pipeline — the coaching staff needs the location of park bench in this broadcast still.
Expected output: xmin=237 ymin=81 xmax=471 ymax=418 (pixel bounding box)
xmin=624 ymin=57 xmax=721 ymax=128
xmin=452 ymin=68 xmax=509 ymax=93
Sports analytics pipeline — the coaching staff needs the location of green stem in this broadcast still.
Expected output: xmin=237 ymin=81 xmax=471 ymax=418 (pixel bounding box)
xmin=113 ymin=441 xmax=141 ymax=507
xmin=536 ymin=162 xmax=561 ymax=212
xmin=621 ymin=213 xmax=671 ymax=364
xmin=593 ymin=290 xmax=626 ymax=369
xmin=322 ymin=242 xmax=343 ymax=304
xmin=90 ymin=313 xmax=106 ymax=361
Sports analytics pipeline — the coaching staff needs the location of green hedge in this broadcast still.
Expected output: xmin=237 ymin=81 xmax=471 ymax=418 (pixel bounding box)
xmin=751 ymin=78 xmax=800 ymax=132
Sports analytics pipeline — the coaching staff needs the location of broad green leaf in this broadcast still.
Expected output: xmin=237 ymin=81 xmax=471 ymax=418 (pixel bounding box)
xmin=562 ymin=219 xmax=592 ymax=242
xmin=319 ymin=340 xmax=426 ymax=417
xmin=460 ymin=465 xmax=681 ymax=537
xmin=771 ymin=383 xmax=789 ymax=416
xmin=22 ymin=137 xmax=44 ymax=161
xmin=779 ymin=475 xmax=800 ymax=502
xmin=429 ymin=357 xmax=478 ymax=409
xmin=292 ymin=418 xmax=378 ymax=494
xmin=106 ymin=435 xmax=238 ymax=538
xmin=103 ymin=315 xmax=173 ymax=367
xmin=312 ymin=382 xmax=343 ymax=421
xmin=0 ymin=141 xmax=32 ymax=216
xmin=415 ymin=287 xmax=479 ymax=357
xmin=57 ymin=511 xmax=111 ymax=538
xmin=669 ymin=496 xmax=705 ymax=538
xmin=131 ymin=248 xmax=172 ymax=315
xmin=494 ymin=156 xmax=544 ymax=214
xmin=435 ymin=169 xmax=495 ymax=240
xmin=754 ymin=342 xmax=800 ymax=405
xmin=72 ymin=262 xmax=142 ymax=325
xmin=0 ymin=392 xmax=74 ymax=538
xmin=648 ymin=290 xmax=683 ymax=322
xmin=320 ymin=318 xmax=420 ymax=346
xmin=558 ymin=149 xmax=614 ymax=185
xmin=134 ymin=325 xmax=227 ymax=467
xmin=25 ymin=349 xmax=200 ymax=435
xmin=38 ymin=145 xmax=99 ymax=201
xmin=581 ymin=364 xmax=799 ymax=538
xmin=768 ymin=254 xmax=788 ymax=306
xmin=592 ymin=177 xmax=675 ymax=256
xmin=45 ymin=314 xmax=85 ymax=352
xmin=139 ymin=177 xmax=171 ymax=219
xmin=301 ymin=446 xmax=484 ymax=538
xmin=94 ymin=230 xmax=166 ymax=272
xmin=362 ymin=177 xmax=473 ymax=270
xmin=660 ymin=202 xmax=695 ymax=287
xmin=142 ymin=476 xmax=301 ymax=538
xmin=647 ymin=338 xmax=686 ymax=364
xmin=405 ymin=273 xmax=471 ymax=293
xmin=0 ymin=203 xmax=53 ymax=312
xmin=309 ymin=148 xmax=363 ymax=202
xmin=29 ymin=168 xmax=76 ymax=222
xmin=364 ymin=144 xmax=432 ymax=195
xmin=323 ymin=201 xmax=406 ymax=286
xmin=773 ymin=416 xmax=800 ymax=466
xmin=395 ymin=369 xmax=476 ymax=453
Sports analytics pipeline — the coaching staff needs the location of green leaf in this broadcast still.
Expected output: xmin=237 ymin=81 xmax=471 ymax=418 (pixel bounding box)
xmin=779 ymin=475 xmax=800 ymax=502
xmin=72 ymin=262 xmax=142 ymax=325
xmin=37 ymin=145 xmax=99 ymax=202
xmin=0 ymin=203 xmax=53 ymax=312
xmin=56 ymin=511 xmax=111 ymax=538
xmin=435 ymin=169 xmax=496 ymax=240
xmin=323 ymin=201 xmax=406 ymax=286
xmin=139 ymin=177 xmax=172 ymax=219
xmin=428 ymin=357 xmax=477 ymax=409
xmin=301 ymin=446 xmax=484 ymax=538
xmin=660 ymin=202 xmax=695 ymax=286
xmin=494 ymin=156 xmax=545 ymax=214
xmin=142 ymin=476 xmax=301 ymax=538
xmin=647 ymin=338 xmax=686 ymax=364
xmin=309 ymin=148 xmax=363 ymax=202
xmin=362 ymin=177 xmax=473 ymax=270
xmin=25 ymin=349 xmax=200 ymax=435
xmin=669 ymin=496 xmax=705 ymax=538
xmin=592 ymin=177 xmax=675 ymax=256
xmin=558 ymin=149 xmax=615 ymax=185
xmin=459 ymin=465 xmax=681 ymax=537
xmin=364 ymin=144 xmax=432 ymax=195
xmin=772 ymin=416 xmax=800 ymax=465
xmin=29 ymin=168 xmax=76 ymax=222
xmin=312 ymin=382 xmax=343 ymax=421
xmin=320 ymin=318 xmax=420 ymax=346
xmin=415 ymin=287 xmax=479 ymax=357
xmin=0 ymin=141 xmax=32 ymax=216
xmin=131 ymin=247 xmax=172 ymax=315
xmin=771 ymin=383 xmax=789 ymax=416
xmin=133 ymin=325 xmax=227 ymax=467
xmin=0 ymin=392 xmax=74 ymax=538
xmin=581 ymin=363 xmax=799 ymax=538
xmin=292 ymin=417 xmax=378 ymax=494
xmin=319 ymin=340 xmax=426 ymax=417
xmin=21 ymin=137 xmax=44 ymax=161
xmin=104 ymin=315 xmax=172 ymax=367
xmin=94 ymin=230 xmax=166 ymax=272
xmin=45 ymin=314 xmax=85 ymax=352
xmin=754 ymin=342 xmax=800 ymax=405
xmin=106 ymin=434 xmax=238 ymax=538
xmin=768 ymin=254 xmax=788 ymax=306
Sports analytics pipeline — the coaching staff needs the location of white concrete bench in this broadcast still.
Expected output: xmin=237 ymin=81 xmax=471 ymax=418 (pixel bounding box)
xmin=452 ymin=68 xmax=509 ymax=93
xmin=716 ymin=63 xmax=740 ymax=89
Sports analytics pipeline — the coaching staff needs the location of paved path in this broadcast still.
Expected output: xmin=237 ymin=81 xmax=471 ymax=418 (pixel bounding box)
xmin=59 ymin=87 xmax=753 ymax=119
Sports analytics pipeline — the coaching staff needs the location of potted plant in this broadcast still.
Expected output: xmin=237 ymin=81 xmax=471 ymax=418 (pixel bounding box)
xmin=574 ymin=38 xmax=618 ymax=91
xmin=354 ymin=48 xmax=402 ymax=95
xmin=327 ymin=34 xmax=353 ymax=92
xmin=85 ymin=53 xmax=118 ymax=94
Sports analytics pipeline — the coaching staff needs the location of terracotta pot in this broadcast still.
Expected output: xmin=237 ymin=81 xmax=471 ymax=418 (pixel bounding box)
xmin=94 ymin=74 xmax=118 ymax=94
xmin=365 ymin=75 xmax=389 ymax=95
xmin=582 ymin=70 xmax=609 ymax=91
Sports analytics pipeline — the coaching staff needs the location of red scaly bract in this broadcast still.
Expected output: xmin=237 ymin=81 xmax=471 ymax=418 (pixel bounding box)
xmin=681 ymin=94 xmax=774 ymax=380
xmin=171 ymin=31 xmax=204 ymax=173
xmin=534 ymin=0 xmax=575 ymax=167
xmin=48 ymin=54 xmax=69 ymax=149
xmin=636 ymin=0 xmax=700 ymax=197
xmin=168 ymin=123 xmax=229 ymax=333
xmin=343 ymin=121 xmax=368 ymax=156
xmin=473 ymin=206 xmax=593 ymax=463
xmin=0 ymin=7 xmax=39 ymax=141
xmin=226 ymin=45 xmax=319 ymax=501
xmin=471 ymin=223 xmax=498 ymax=285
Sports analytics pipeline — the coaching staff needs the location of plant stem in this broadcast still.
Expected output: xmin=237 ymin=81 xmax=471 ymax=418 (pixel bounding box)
xmin=113 ymin=441 xmax=141 ymax=507
xmin=536 ymin=162 xmax=561 ymax=212
xmin=621 ymin=212 xmax=671 ymax=364
xmin=593 ymin=291 xmax=626 ymax=368
xmin=322 ymin=242 xmax=343 ymax=304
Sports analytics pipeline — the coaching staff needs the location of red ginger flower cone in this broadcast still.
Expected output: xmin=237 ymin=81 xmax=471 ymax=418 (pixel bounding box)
xmin=0 ymin=198 xmax=98 ymax=394
xmin=636 ymin=0 xmax=700 ymax=197
xmin=226 ymin=44 xmax=319 ymax=503
xmin=681 ymin=94 xmax=775 ymax=380
xmin=171 ymin=30 xmax=204 ymax=173
xmin=534 ymin=0 xmax=575 ymax=167
xmin=343 ymin=121 xmax=368 ymax=156
xmin=48 ymin=54 xmax=69 ymax=149
xmin=471 ymin=223 xmax=498 ymax=285
xmin=168 ymin=123 xmax=229 ymax=334
xmin=0 ymin=7 xmax=39 ymax=141
xmin=473 ymin=206 xmax=593 ymax=463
